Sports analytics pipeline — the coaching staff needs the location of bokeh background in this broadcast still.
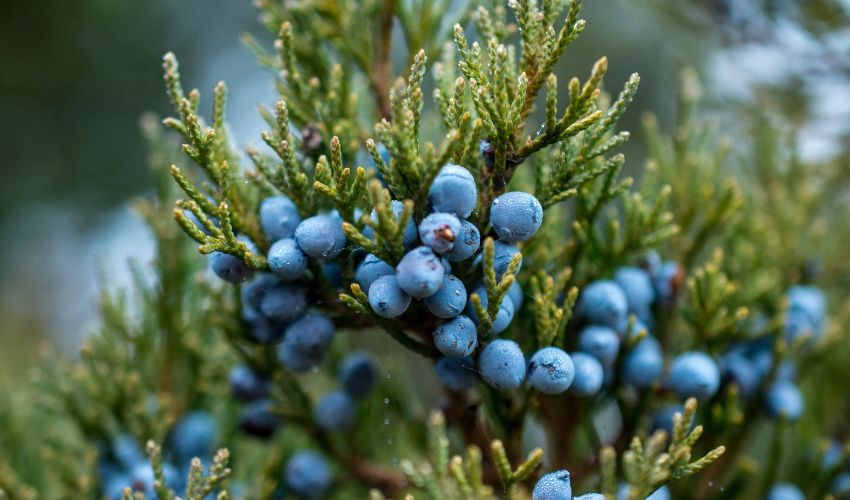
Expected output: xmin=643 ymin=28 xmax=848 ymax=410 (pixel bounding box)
xmin=1 ymin=0 xmax=848 ymax=375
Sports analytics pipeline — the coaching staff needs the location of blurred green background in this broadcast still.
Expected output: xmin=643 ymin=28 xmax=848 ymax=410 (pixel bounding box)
xmin=1 ymin=0 xmax=847 ymax=374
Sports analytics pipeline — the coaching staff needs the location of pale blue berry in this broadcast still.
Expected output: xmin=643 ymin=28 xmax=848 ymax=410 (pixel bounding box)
xmin=419 ymin=213 xmax=462 ymax=254
xmin=617 ymin=484 xmax=670 ymax=500
xmin=578 ymin=325 xmax=621 ymax=366
xmin=368 ymin=275 xmax=412 ymax=318
xmin=532 ymin=470 xmax=571 ymax=500
xmin=490 ymin=191 xmax=543 ymax=242
xmin=577 ymin=280 xmax=628 ymax=331
xmin=424 ymin=275 xmax=468 ymax=318
xmin=432 ymin=315 xmax=478 ymax=358
xmin=338 ymin=352 xmax=378 ymax=398
xmin=355 ymin=254 xmax=394 ymax=292
xmin=479 ymin=339 xmax=526 ymax=390
xmin=435 ymin=357 xmax=478 ymax=391
xmin=259 ymin=284 xmax=307 ymax=322
xmin=527 ymin=347 xmax=575 ymax=394
xmin=767 ymin=483 xmax=804 ymax=500
xmin=315 ymin=390 xmax=356 ymax=431
xmin=285 ymin=451 xmax=332 ymax=499
xmin=670 ymin=351 xmax=720 ymax=400
xmin=623 ymin=336 xmax=663 ymax=389
xmin=569 ymin=352 xmax=604 ymax=396
xmin=267 ymin=238 xmax=307 ymax=281
xmin=574 ymin=495 xmax=604 ymax=500
xmin=446 ymin=220 xmax=481 ymax=262
xmin=614 ymin=266 xmax=655 ymax=323
xmin=396 ymin=246 xmax=445 ymax=299
xmin=241 ymin=273 xmax=278 ymax=310
xmin=294 ymin=215 xmax=346 ymax=260
xmin=170 ymin=411 xmax=217 ymax=464
xmin=259 ymin=196 xmax=301 ymax=242
xmin=429 ymin=164 xmax=478 ymax=218
xmin=492 ymin=241 xmax=522 ymax=279
xmin=765 ymin=381 xmax=803 ymax=422
xmin=467 ymin=286 xmax=515 ymax=334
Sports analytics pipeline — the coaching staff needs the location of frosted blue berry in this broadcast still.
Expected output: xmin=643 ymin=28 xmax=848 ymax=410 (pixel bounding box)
xmin=419 ymin=213 xmax=462 ymax=254
xmin=532 ymin=470 xmax=571 ymax=500
xmin=368 ymin=275 xmax=412 ymax=318
xmin=267 ymin=238 xmax=307 ymax=281
xmin=366 ymin=200 xmax=418 ymax=248
xmin=429 ymin=164 xmax=478 ymax=218
xmin=492 ymin=241 xmax=523 ymax=279
xmin=209 ymin=251 xmax=253 ymax=284
xmin=396 ymin=246 xmax=445 ymax=299
xmin=765 ymin=381 xmax=803 ymax=422
xmin=617 ymin=484 xmax=670 ymax=500
xmin=623 ymin=336 xmax=663 ymax=389
xmin=294 ymin=215 xmax=346 ymax=260
xmin=432 ymin=315 xmax=478 ymax=358
xmin=479 ymin=339 xmax=526 ymax=390
xmin=446 ymin=220 xmax=481 ymax=262
xmin=315 ymin=390 xmax=356 ymax=431
xmin=467 ymin=286 xmax=515 ymax=334
xmin=338 ymin=352 xmax=378 ymax=398
xmin=355 ymin=254 xmax=394 ymax=292
xmin=578 ymin=325 xmax=621 ymax=366
xmin=229 ymin=364 xmax=269 ymax=402
xmin=170 ymin=411 xmax=217 ymax=464
xmin=259 ymin=284 xmax=307 ymax=322
xmin=569 ymin=352 xmax=604 ymax=396
xmin=614 ymin=266 xmax=655 ymax=323
xmin=669 ymin=351 xmax=720 ymax=400
xmin=490 ymin=191 xmax=543 ymax=242
xmin=424 ymin=275 xmax=468 ymax=318
xmin=238 ymin=399 xmax=280 ymax=438
xmin=435 ymin=357 xmax=478 ymax=391
xmin=577 ymin=280 xmax=628 ymax=331
xmin=527 ymin=347 xmax=575 ymax=395
xmin=259 ymin=195 xmax=301 ymax=242
xmin=285 ymin=451 xmax=332 ymax=499
xmin=282 ymin=314 xmax=335 ymax=358
xmin=766 ymin=483 xmax=804 ymax=500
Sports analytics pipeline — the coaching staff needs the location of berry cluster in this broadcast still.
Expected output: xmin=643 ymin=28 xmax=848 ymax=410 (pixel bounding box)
xmin=98 ymin=412 xmax=217 ymax=499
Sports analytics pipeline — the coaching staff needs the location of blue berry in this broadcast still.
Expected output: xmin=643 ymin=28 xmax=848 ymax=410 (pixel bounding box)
xmin=489 ymin=240 xmax=523 ymax=279
xmin=467 ymin=286 xmax=515 ymax=334
xmin=432 ymin=315 xmax=478 ymax=358
xmin=315 ymin=390 xmax=356 ymax=431
xmin=110 ymin=434 xmax=145 ymax=469
xmin=428 ymin=164 xmax=478 ymax=218
xmin=507 ymin=280 xmax=524 ymax=311
xmin=279 ymin=341 xmax=323 ymax=373
xmin=229 ymin=364 xmax=269 ymax=402
xmin=267 ymin=238 xmax=307 ymax=281
xmin=294 ymin=215 xmax=347 ymax=260
xmin=669 ymin=351 xmax=720 ymax=400
xmin=617 ymin=484 xmax=670 ymax=500
xmin=479 ymin=339 xmax=526 ymax=390
xmin=577 ymin=280 xmax=628 ymax=331
xmin=623 ymin=336 xmax=663 ymax=389
xmin=766 ymin=483 xmax=804 ymax=500
xmin=527 ymin=347 xmax=575 ymax=394
xmin=822 ymin=440 xmax=844 ymax=469
xmin=446 ymin=220 xmax=481 ymax=262
xmin=569 ymin=352 xmax=604 ymax=396
xmin=338 ymin=352 xmax=378 ymax=398
xmin=285 ymin=451 xmax=332 ymax=499
xmin=765 ymin=381 xmax=803 ymax=422
xmin=419 ymin=213 xmax=462 ymax=254
xmin=578 ymin=325 xmax=621 ymax=366
xmin=832 ymin=474 xmax=850 ymax=495
xmin=532 ymin=470 xmax=571 ymax=500
xmin=170 ymin=411 xmax=217 ymax=463
xmin=440 ymin=256 xmax=452 ymax=273
xmin=259 ymin=196 xmax=301 ymax=242
xmin=424 ymin=275 xmax=468 ymax=318
xmin=128 ymin=461 xmax=180 ymax=496
xmin=490 ymin=191 xmax=543 ymax=242
xmin=650 ymin=404 xmax=685 ymax=435
xmin=355 ymin=254 xmax=394 ymax=292
xmin=238 ymin=399 xmax=280 ymax=438
xmin=103 ymin=471 xmax=131 ymax=500
xmin=282 ymin=314 xmax=335 ymax=359
xmin=574 ymin=495 xmax=604 ymax=500
xmin=366 ymin=200 xmax=418 ymax=248
xmin=435 ymin=357 xmax=478 ymax=391
xmin=652 ymin=260 xmax=682 ymax=306
xmin=396 ymin=246 xmax=445 ymax=299
xmin=242 ymin=310 xmax=286 ymax=344
xmin=614 ymin=266 xmax=655 ymax=323
xmin=787 ymin=285 xmax=827 ymax=328
xmin=368 ymin=275 xmax=412 ymax=318
xmin=209 ymin=251 xmax=254 ymax=284
xmin=260 ymin=284 xmax=307 ymax=322
xmin=721 ymin=352 xmax=759 ymax=398
xmin=241 ymin=273 xmax=278 ymax=310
